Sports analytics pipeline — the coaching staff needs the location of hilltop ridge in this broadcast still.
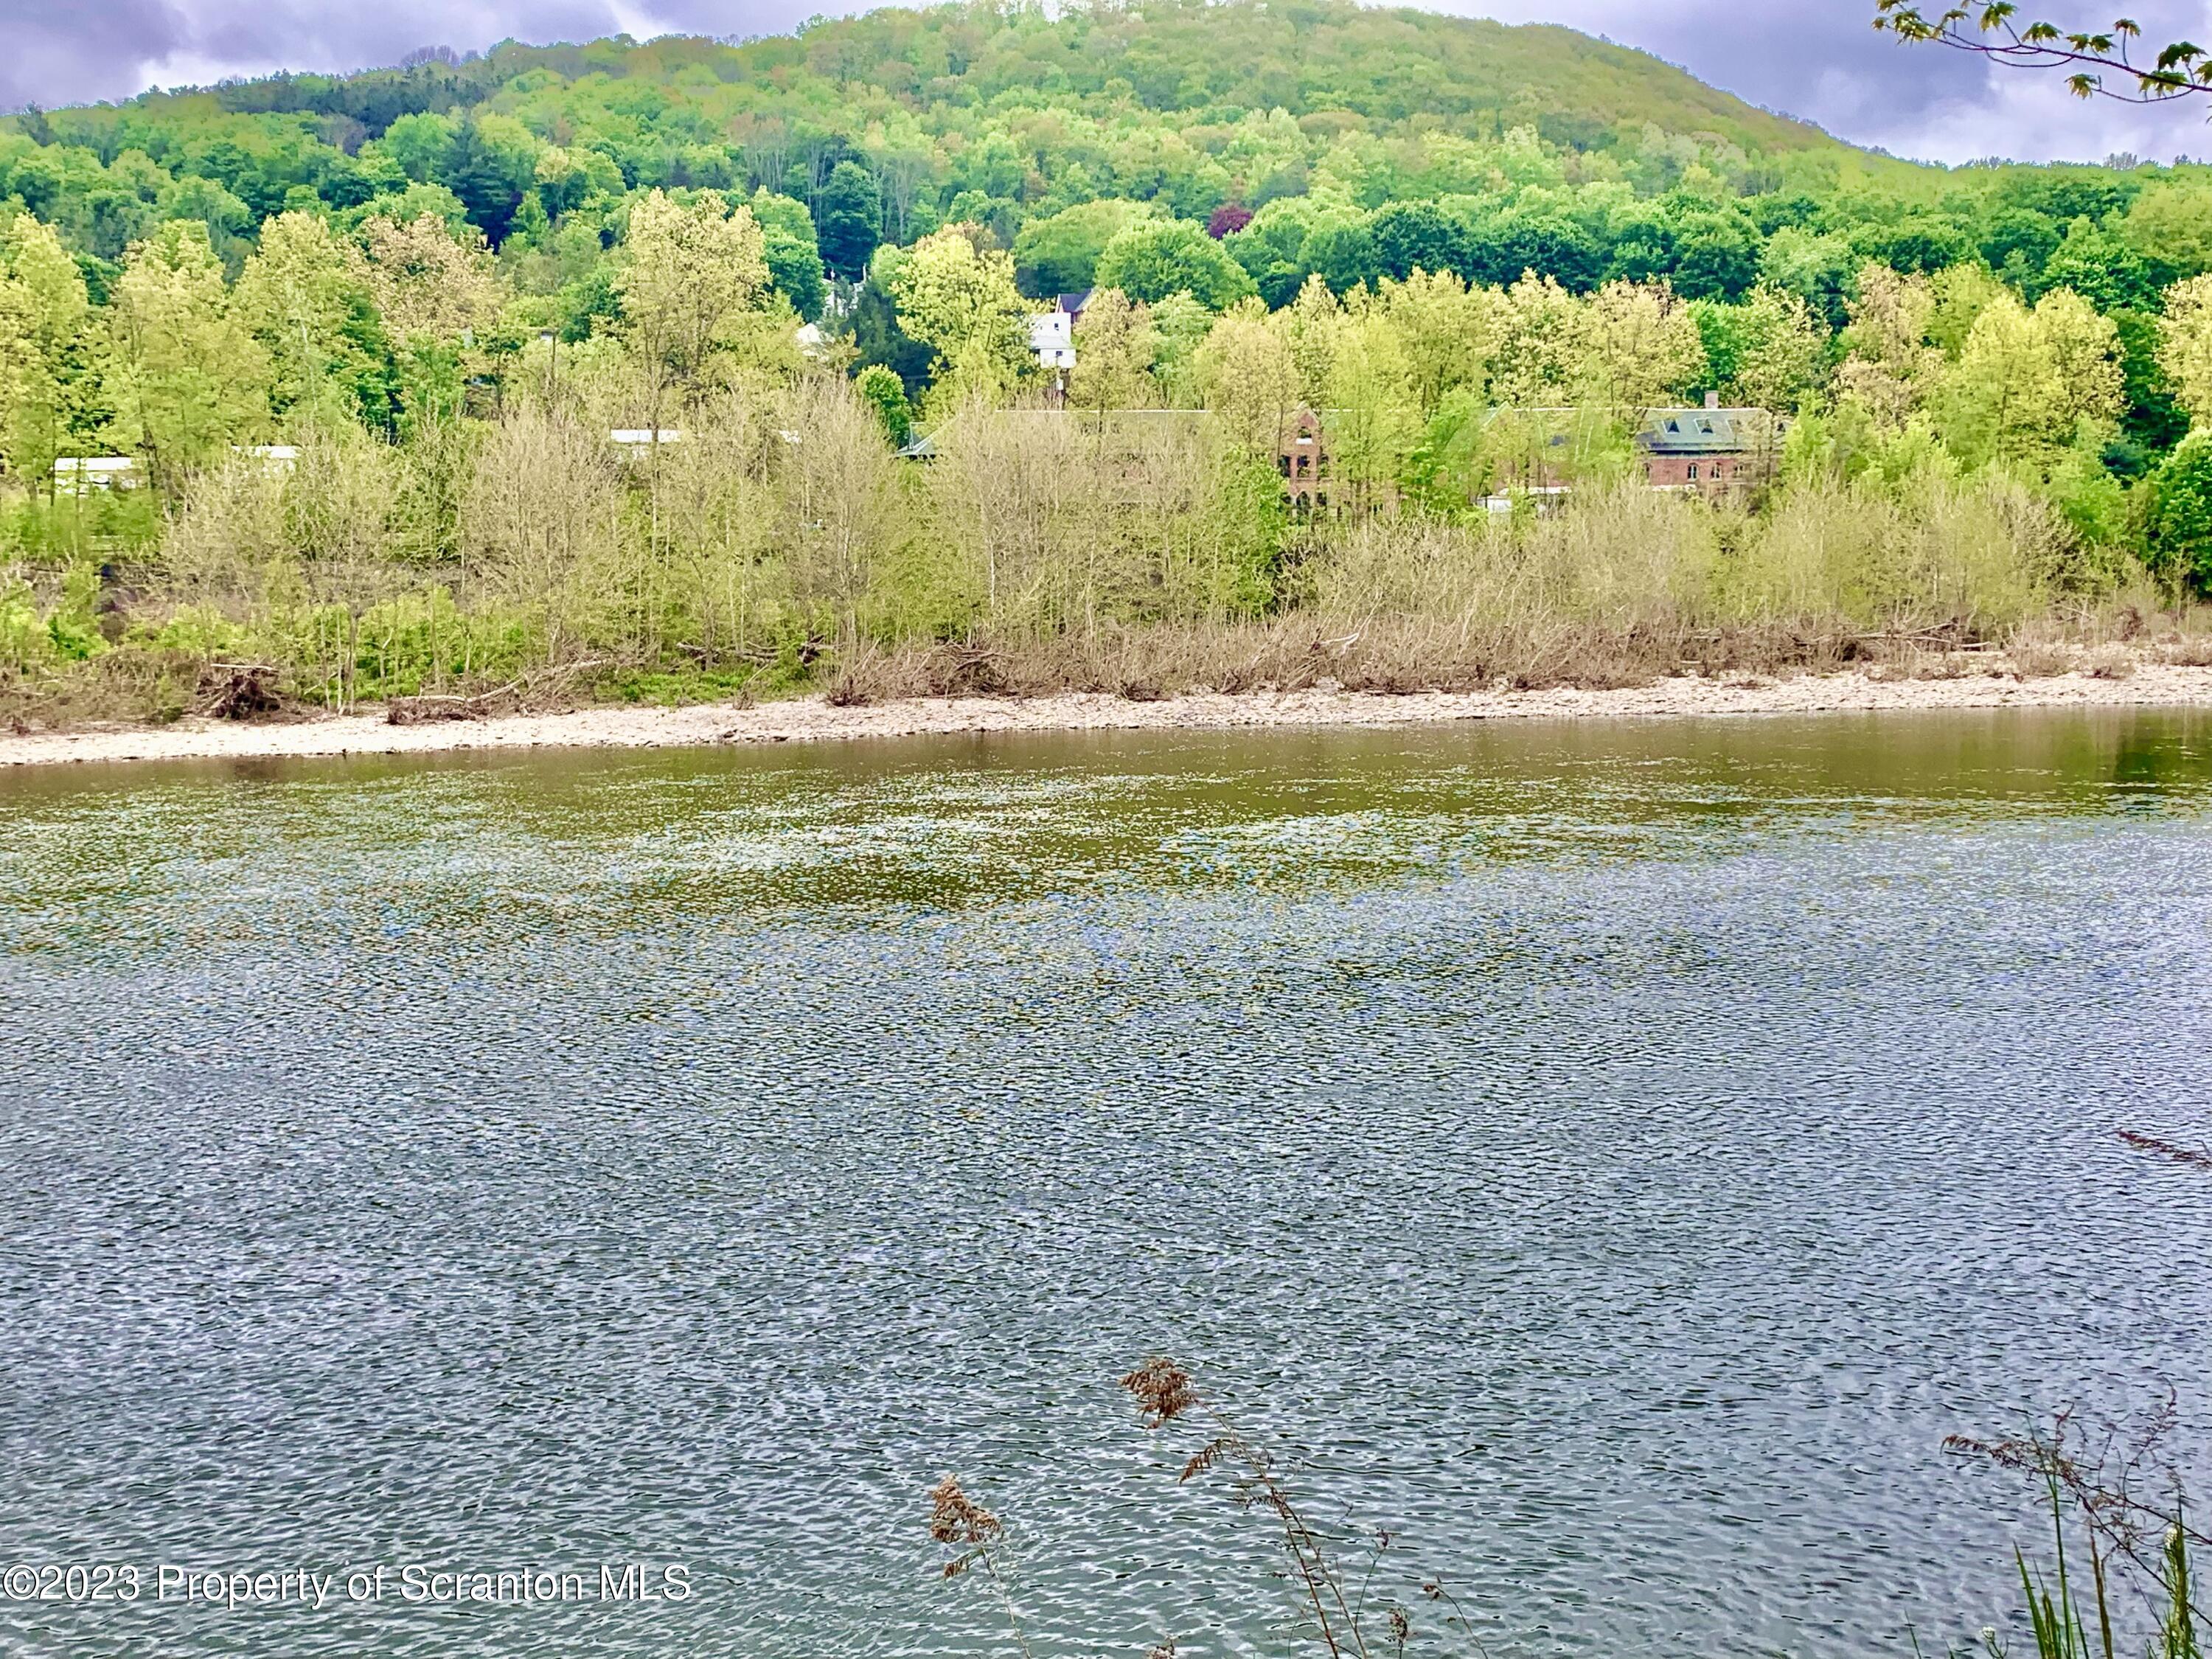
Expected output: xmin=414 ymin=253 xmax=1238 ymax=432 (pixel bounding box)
xmin=94 ymin=1 xmax=1853 ymax=161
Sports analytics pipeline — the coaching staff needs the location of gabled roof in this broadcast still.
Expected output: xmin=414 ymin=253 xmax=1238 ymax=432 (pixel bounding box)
xmin=1638 ymin=408 xmax=1775 ymax=456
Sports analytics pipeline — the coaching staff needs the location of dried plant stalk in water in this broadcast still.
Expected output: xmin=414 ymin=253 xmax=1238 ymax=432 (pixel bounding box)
xmin=929 ymin=1475 xmax=1034 ymax=1659
xmin=1122 ymin=1356 xmax=1371 ymax=1659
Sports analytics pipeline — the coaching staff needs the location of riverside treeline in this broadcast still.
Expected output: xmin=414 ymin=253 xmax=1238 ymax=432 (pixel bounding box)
xmin=5 ymin=2 xmax=2212 ymax=718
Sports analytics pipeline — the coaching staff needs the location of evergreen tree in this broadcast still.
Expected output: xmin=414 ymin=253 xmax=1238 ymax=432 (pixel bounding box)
xmin=814 ymin=161 xmax=882 ymax=281
xmin=849 ymin=275 xmax=933 ymax=397
xmin=2113 ymin=310 xmax=2189 ymax=460
xmin=444 ymin=117 xmax=525 ymax=244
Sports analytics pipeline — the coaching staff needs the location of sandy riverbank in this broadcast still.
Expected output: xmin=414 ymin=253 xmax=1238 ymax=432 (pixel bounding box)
xmin=6 ymin=663 xmax=2212 ymax=769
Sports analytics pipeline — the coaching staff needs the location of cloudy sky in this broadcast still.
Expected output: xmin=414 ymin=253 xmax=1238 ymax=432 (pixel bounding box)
xmin=9 ymin=0 xmax=2212 ymax=164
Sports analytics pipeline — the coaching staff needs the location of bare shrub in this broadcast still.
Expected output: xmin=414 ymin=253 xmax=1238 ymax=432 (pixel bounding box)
xmin=162 ymin=457 xmax=291 ymax=601
xmin=1728 ymin=477 xmax=2062 ymax=636
xmin=2008 ymin=633 xmax=2078 ymax=678
xmin=921 ymin=406 xmax=1260 ymax=641
xmin=2084 ymin=643 xmax=2138 ymax=680
xmin=1310 ymin=486 xmax=1713 ymax=646
xmin=458 ymin=403 xmax=625 ymax=661
xmin=2162 ymin=633 xmax=2212 ymax=667
xmin=15 ymin=384 xmax=2197 ymax=729
xmin=773 ymin=375 xmax=908 ymax=641
xmin=636 ymin=394 xmax=782 ymax=665
xmin=286 ymin=423 xmax=405 ymax=567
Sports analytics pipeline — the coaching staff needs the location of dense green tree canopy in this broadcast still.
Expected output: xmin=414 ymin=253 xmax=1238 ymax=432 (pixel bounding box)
xmin=1 ymin=0 xmax=2205 ymax=342
xmin=1096 ymin=218 xmax=1258 ymax=308
xmin=1 ymin=0 xmax=2208 ymax=597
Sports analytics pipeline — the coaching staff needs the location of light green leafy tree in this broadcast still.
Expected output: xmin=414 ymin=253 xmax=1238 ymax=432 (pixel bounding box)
xmin=362 ymin=212 xmax=506 ymax=349
xmin=1713 ymin=285 xmax=1832 ymax=414
xmin=2157 ymin=275 xmax=2212 ymax=428
xmin=1573 ymin=279 xmax=1707 ymax=412
xmin=1489 ymin=273 xmax=1584 ymax=408
xmin=1282 ymin=274 xmax=1341 ymax=409
xmin=0 ymin=214 xmax=92 ymax=492
xmin=1918 ymin=263 xmax=2005 ymax=365
xmin=1321 ymin=302 xmax=1416 ymax=508
xmin=1145 ymin=292 xmax=1219 ymax=406
xmin=234 ymin=210 xmax=392 ymax=431
xmin=1372 ymin=268 xmax=1500 ymax=416
xmin=1069 ymin=288 xmax=1158 ymax=414
xmin=886 ymin=226 xmax=1033 ymax=409
xmin=1941 ymin=288 xmax=2124 ymax=466
xmin=615 ymin=189 xmax=771 ymax=434
xmin=1192 ymin=300 xmax=1299 ymax=456
xmin=361 ymin=211 xmax=507 ymax=442
xmin=102 ymin=220 xmax=270 ymax=488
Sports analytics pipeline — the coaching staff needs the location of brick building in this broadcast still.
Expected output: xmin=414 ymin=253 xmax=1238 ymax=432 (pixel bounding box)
xmin=1276 ymin=406 xmax=1332 ymax=510
xmin=1637 ymin=396 xmax=1784 ymax=497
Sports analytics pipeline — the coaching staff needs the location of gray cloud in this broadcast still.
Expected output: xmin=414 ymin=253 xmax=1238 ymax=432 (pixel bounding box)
xmin=1452 ymin=0 xmax=2212 ymax=162
xmin=0 ymin=0 xmax=756 ymax=112
xmin=6 ymin=0 xmax=2211 ymax=164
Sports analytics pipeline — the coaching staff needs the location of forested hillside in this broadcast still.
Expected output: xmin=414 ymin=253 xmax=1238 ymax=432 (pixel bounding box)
xmin=0 ymin=0 xmax=1932 ymax=313
xmin=7 ymin=0 xmax=1851 ymax=268
xmin=6 ymin=0 xmax=2212 ymax=728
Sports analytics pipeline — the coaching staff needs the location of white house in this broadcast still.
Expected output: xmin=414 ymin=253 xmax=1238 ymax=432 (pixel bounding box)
xmin=53 ymin=457 xmax=139 ymax=493
xmin=1027 ymin=310 xmax=1075 ymax=372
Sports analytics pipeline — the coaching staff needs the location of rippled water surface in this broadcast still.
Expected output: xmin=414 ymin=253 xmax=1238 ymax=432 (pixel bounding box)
xmin=4 ymin=711 xmax=2212 ymax=1659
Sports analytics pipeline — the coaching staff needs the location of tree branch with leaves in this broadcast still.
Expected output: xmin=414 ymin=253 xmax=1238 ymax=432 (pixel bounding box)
xmin=1874 ymin=3 xmax=2212 ymax=105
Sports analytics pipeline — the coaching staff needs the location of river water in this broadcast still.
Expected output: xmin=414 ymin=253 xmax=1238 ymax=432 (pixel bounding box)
xmin=2 ymin=709 xmax=2210 ymax=1659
